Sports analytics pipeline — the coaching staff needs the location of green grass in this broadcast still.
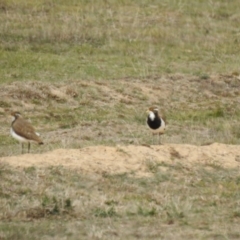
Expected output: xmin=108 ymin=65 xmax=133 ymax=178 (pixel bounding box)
xmin=1 ymin=0 xmax=240 ymax=83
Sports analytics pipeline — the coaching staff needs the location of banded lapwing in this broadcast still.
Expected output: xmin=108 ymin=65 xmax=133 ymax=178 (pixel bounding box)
xmin=146 ymin=107 xmax=166 ymax=144
xmin=10 ymin=111 xmax=43 ymax=153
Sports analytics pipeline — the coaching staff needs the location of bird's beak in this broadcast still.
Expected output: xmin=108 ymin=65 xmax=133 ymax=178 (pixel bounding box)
xmin=146 ymin=109 xmax=150 ymax=114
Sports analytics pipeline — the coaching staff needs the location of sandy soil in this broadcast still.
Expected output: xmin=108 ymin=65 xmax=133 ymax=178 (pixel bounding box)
xmin=1 ymin=143 xmax=239 ymax=176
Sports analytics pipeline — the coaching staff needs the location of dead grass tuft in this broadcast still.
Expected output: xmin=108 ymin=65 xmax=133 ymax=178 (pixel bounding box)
xmin=169 ymin=147 xmax=182 ymax=160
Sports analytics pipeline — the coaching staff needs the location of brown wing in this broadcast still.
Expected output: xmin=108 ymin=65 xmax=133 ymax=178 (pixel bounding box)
xmin=13 ymin=117 xmax=43 ymax=143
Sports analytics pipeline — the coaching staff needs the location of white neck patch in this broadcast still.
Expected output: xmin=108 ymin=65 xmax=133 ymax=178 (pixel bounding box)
xmin=149 ymin=111 xmax=155 ymax=121
xmin=11 ymin=116 xmax=16 ymax=123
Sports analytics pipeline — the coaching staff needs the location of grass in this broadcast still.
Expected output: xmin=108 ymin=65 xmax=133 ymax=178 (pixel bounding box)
xmin=0 ymin=162 xmax=239 ymax=239
xmin=1 ymin=75 xmax=240 ymax=156
xmin=1 ymin=0 xmax=240 ymax=83
xmin=0 ymin=0 xmax=240 ymax=239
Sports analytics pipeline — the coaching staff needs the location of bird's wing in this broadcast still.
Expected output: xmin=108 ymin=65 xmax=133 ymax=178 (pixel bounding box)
xmin=13 ymin=118 xmax=43 ymax=143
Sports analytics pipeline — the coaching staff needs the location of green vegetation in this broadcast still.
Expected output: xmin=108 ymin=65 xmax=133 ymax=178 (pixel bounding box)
xmin=1 ymin=0 xmax=240 ymax=83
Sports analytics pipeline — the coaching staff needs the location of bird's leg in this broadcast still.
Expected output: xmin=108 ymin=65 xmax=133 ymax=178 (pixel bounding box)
xmin=22 ymin=143 xmax=24 ymax=154
xmin=158 ymin=133 xmax=163 ymax=145
xmin=28 ymin=142 xmax=30 ymax=153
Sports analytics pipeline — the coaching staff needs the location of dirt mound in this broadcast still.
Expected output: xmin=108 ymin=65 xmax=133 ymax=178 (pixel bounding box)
xmin=1 ymin=143 xmax=239 ymax=176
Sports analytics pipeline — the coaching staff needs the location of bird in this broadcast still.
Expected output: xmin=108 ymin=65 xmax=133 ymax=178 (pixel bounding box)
xmin=10 ymin=111 xmax=44 ymax=154
xmin=146 ymin=107 xmax=166 ymax=144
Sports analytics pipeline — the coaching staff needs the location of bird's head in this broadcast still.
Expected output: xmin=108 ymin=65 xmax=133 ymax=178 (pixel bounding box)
xmin=146 ymin=107 xmax=159 ymax=121
xmin=146 ymin=107 xmax=159 ymax=114
xmin=11 ymin=111 xmax=22 ymax=121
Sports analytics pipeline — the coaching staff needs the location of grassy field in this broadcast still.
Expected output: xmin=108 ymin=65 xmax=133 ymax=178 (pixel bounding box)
xmin=1 ymin=0 xmax=240 ymax=83
xmin=0 ymin=0 xmax=240 ymax=239
xmin=0 ymin=161 xmax=240 ymax=239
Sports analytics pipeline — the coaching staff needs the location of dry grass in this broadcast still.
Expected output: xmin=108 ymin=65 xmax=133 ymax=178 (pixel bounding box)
xmin=1 ymin=0 xmax=240 ymax=239
xmin=1 ymin=74 xmax=240 ymax=157
xmin=0 ymin=76 xmax=239 ymax=239
xmin=0 ymin=162 xmax=239 ymax=239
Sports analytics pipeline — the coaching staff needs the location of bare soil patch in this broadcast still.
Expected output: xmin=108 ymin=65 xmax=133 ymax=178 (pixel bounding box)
xmin=1 ymin=143 xmax=239 ymax=176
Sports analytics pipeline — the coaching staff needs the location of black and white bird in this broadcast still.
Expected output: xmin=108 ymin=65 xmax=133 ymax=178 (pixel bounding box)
xmin=146 ymin=107 xmax=166 ymax=144
xmin=10 ymin=111 xmax=44 ymax=154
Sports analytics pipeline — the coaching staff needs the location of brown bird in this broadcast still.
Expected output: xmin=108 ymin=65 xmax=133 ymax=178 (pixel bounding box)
xmin=10 ymin=111 xmax=43 ymax=154
xmin=146 ymin=107 xmax=166 ymax=144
